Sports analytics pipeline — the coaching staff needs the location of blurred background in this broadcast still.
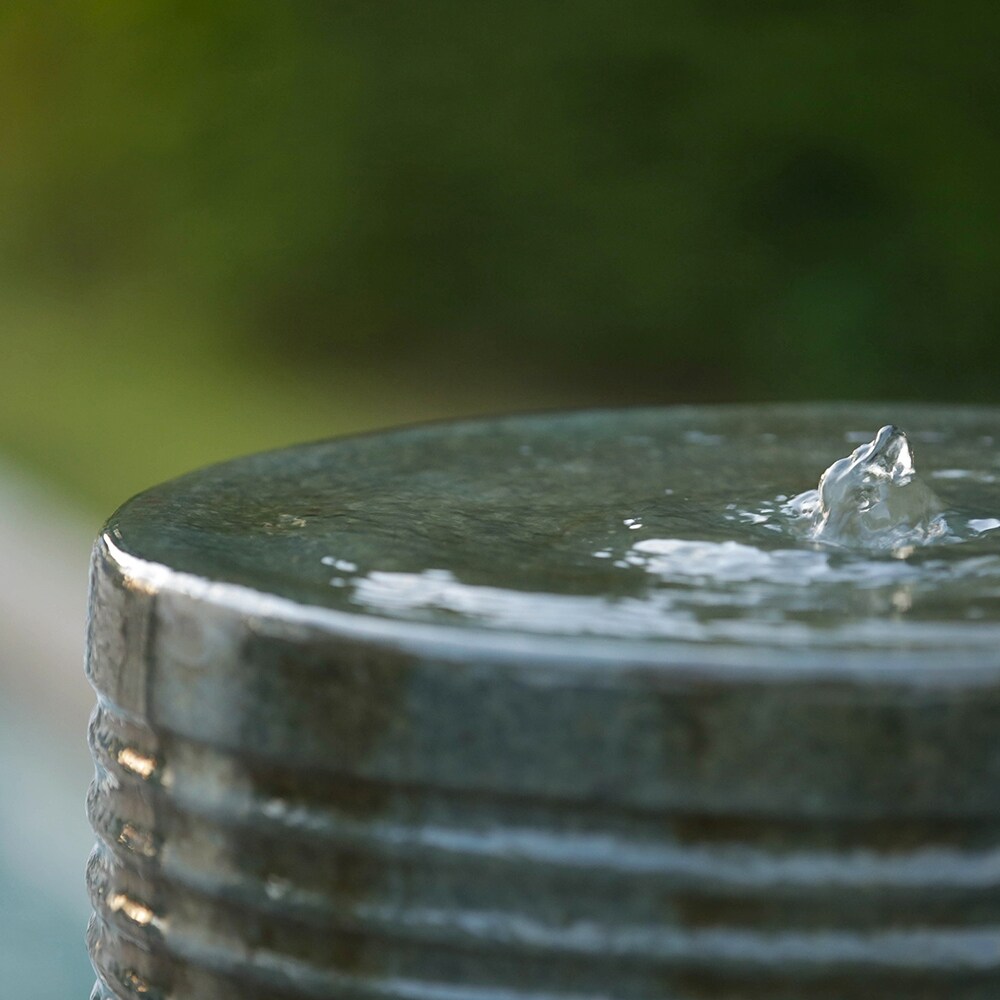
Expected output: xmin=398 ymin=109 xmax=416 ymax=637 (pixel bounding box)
xmin=2 ymin=4 xmax=999 ymax=994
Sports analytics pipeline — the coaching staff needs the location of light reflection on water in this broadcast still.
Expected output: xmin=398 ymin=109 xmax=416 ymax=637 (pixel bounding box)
xmin=346 ymin=545 xmax=1000 ymax=649
xmin=108 ymin=405 xmax=1000 ymax=657
xmin=337 ymin=425 xmax=1000 ymax=650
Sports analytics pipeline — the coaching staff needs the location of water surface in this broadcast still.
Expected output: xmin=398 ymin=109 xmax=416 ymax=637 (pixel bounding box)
xmin=107 ymin=405 xmax=1000 ymax=656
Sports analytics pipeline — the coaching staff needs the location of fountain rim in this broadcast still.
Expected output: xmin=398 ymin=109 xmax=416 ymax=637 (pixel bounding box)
xmin=98 ymin=401 xmax=1000 ymax=689
xmin=98 ymin=531 xmax=1000 ymax=689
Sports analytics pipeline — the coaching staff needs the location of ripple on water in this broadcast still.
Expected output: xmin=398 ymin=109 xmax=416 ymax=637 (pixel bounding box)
xmin=339 ymin=425 xmax=1000 ymax=649
xmin=106 ymin=406 xmax=1000 ymax=655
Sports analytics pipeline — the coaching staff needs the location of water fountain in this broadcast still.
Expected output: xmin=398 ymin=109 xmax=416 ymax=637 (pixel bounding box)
xmin=86 ymin=403 xmax=1000 ymax=999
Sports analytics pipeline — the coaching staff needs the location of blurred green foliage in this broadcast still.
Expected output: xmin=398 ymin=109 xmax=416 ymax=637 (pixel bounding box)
xmin=2 ymin=3 xmax=1000 ymax=508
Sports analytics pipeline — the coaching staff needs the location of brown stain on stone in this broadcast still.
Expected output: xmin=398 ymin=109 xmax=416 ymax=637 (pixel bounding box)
xmin=225 ymin=630 xmax=411 ymax=982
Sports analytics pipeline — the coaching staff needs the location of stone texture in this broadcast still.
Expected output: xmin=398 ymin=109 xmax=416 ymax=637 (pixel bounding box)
xmin=87 ymin=405 xmax=1000 ymax=1000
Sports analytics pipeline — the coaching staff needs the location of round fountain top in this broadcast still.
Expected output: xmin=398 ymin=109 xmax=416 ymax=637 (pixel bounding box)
xmin=104 ymin=403 xmax=1000 ymax=674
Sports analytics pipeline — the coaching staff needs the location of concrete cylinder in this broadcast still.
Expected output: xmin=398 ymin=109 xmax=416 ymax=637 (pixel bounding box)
xmin=86 ymin=405 xmax=1000 ymax=999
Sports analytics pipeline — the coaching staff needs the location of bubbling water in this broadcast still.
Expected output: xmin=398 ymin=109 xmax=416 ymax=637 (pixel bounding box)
xmin=101 ymin=405 xmax=1000 ymax=654
xmin=775 ymin=424 xmax=999 ymax=554
xmin=302 ymin=414 xmax=1000 ymax=649
xmin=783 ymin=424 xmax=949 ymax=553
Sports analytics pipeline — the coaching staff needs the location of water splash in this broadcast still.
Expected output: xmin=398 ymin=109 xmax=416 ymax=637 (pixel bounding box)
xmin=313 ymin=417 xmax=1000 ymax=648
xmin=784 ymin=425 xmax=949 ymax=552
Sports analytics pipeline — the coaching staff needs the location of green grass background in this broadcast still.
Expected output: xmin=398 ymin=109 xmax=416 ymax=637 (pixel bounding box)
xmin=3 ymin=3 xmax=999 ymax=514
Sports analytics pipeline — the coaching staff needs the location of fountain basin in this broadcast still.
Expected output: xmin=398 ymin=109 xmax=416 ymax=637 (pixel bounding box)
xmin=86 ymin=404 xmax=1000 ymax=1000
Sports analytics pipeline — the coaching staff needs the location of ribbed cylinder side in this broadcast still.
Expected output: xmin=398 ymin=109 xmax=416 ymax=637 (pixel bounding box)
xmin=85 ymin=526 xmax=1000 ymax=1000
xmin=87 ymin=695 xmax=1000 ymax=1000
